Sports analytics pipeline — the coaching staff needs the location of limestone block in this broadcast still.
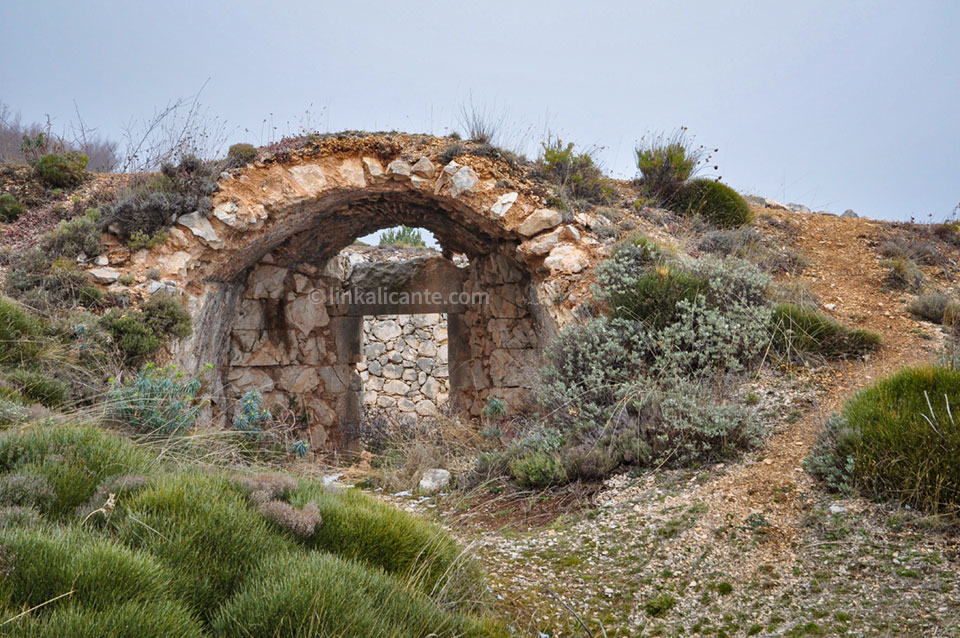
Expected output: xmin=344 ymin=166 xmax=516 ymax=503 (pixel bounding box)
xmin=518 ymin=208 xmax=562 ymax=237
xmin=416 ymin=400 xmax=437 ymax=417
xmin=449 ymin=166 xmax=479 ymax=197
xmin=544 ymin=244 xmax=589 ymax=274
xmin=277 ymin=367 xmax=320 ymax=394
xmin=490 ymin=192 xmax=518 ymax=217
xmin=287 ymin=164 xmax=329 ymax=196
xmin=177 ymin=212 xmax=222 ymax=248
xmin=411 ymin=157 xmax=436 ymax=178
xmin=248 ymin=265 xmax=288 ymax=299
xmin=338 ymin=158 xmax=366 ymax=187
xmin=372 ymin=320 xmax=402 ymax=341
xmin=227 ymin=367 xmax=275 ymax=394
xmin=287 ymin=293 xmax=330 ymax=335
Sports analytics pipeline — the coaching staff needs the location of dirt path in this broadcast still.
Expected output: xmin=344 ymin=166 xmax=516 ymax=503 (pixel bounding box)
xmin=690 ymin=210 xmax=938 ymax=572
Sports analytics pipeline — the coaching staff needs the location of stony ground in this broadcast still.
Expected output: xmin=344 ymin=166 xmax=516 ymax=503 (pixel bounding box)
xmin=367 ymin=209 xmax=960 ymax=637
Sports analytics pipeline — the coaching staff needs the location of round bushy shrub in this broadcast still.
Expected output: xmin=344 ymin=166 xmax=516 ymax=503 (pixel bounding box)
xmin=226 ymin=142 xmax=257 ymax=167
xmin=0 ymin=526 xmax=170 ymax=613
xmin=0 ymin=193 xmax=25 ymax=222
xmin=806 ymin=367 xmax=960 ymax=513
xmin=674 ymin=178 xmax=753 ymax=228
xmin=13 ymin=600 xmax=205 ymax=638
xmin=33 ymin=152 xmax=88 ymax=188
xmin=211 ymin=551 xmax=499 ymax=638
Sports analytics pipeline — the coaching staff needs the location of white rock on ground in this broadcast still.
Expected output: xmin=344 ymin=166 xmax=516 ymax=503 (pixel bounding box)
xmin=418 ymin=468 xmax=451 ymax=493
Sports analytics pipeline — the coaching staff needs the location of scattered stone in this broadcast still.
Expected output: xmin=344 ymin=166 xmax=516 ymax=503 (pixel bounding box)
xmin=88 ymin=267 xmax=120 ymax=283
xmin=418 ymin=469 xmax=451 ymax=493
xmin=842 ymin=209 xmax=859 ymax=218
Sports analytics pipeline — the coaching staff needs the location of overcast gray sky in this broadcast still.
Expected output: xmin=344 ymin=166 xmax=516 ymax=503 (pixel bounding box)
xmin=2 ymin=1 xmax=958 ymax=223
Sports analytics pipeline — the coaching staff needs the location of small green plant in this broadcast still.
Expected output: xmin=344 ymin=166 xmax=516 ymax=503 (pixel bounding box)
xmin=673 ymin=178 xmax=753 ymax=228
xmin=234 ymin=390 xmax=272 ymax=438
xmin=635 ymin=128 xmax=713 ymax=203
xmin=538 ymin=139 xmax=612 ymax=207
xmin=882 ymin=257 xmax=924 ymax=291
xmin=226 ymin=142 xmax=257 ymax=167
xmin=100 ymin=310 xmax=162 ymax=363
xmin=771 ymin=303 xmax=881 ymax=360
xmin=379 ymin=226 xmax=426 ymax=247
xmin=33 ymin=152 xmax=89 ymax=188
xmin=644 ymin=593 xmax=677 ymax=617
xmin=290 ymin=439 xmax=309 ymax=458
xmin=117 ymin=274 xmax=136 ymax=286
xmin=128 ymin=229 xmax=169 ymax=251
xmin=141 ymin=292 xmax=192 ymax=340
xmin=0 ymin=193 xmax=25 ymax=222
xmin=37 ymin=208 xmax=102 ymax=260
xmin=107 ymin=364 xmax=204 ymax=435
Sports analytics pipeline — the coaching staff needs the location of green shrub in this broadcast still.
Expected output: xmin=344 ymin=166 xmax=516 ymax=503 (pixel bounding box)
xmin=100 ymin=310 xmax=161 ymax=363
xmin=102 ymin=155 xmax=217 ymax=242
xmin=8 ymin=599 xmax=205 ymax=638
xmin=380 ymin=225 xmax=426 ymax=247
xmin=0 ymin=526 xmax=169 ymax=613
xmin=106 ymin=364 xmax=204 ymax=435
xmin=38 ymin=209 xmax=102 ymax=259
xmin=0 ymin=424 xmax=153 ymax=518
xmin=907 ymin=291 xmax=959 ymax=324
xmin=140 ymin=292 xmax=192 ymax=339
xmin=806 ymin=367 xmax=960 ymax=513
xmin=538 ymin=140 xmax=612 ymax=207
xmin=287 ymin=481 xmax=478 ymax=599
xmin=803 ymin=414 xmax=857 ymax=495
xmin=882 ymin=257 xmax=924 ymax=291
xmin=640 ymin=380 xmax=762 ymax=468
xmin=5 ymin=370 xmax=70 ymax=407
xmin=112 ymin=472 xmax=290 ymax=618
xmin=0 ymin=193 xmax=25 ymax=222
xmin=33 ymin=152 xmax=88 ymax=189
xmin=537 ymin=318 xmax=650 ymax=431
xmin=226 ymin=142 xmax=257 ymax=167
xmin=0 ymin=297 xmax=45 ymax=367
xmin=673 ymin=178 xmax=753 ymax=228
xmin=771 ymin=303 xmax=881 ymax=360
xmin=508 ymin=450 xmax=568 ymax=488
xmin=211 ymin=551 xmax=500 ymax=638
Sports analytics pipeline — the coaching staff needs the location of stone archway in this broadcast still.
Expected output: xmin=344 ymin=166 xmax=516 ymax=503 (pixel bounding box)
xmin=114 ymin=134 xmax=604 ymax=448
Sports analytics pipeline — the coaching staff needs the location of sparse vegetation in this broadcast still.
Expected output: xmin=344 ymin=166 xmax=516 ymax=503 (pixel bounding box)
xmin=635 ymin=128 xmax=713 ymax=204
xmin=379 ymin=225 xmax=427 ymax=248
xmin=537 ymin=139 xmax=613 ymax=208
xmin=102 ymin=154 xmax=217 ymax=243
xmin=882 ymin=257 xmax=925 ymax=291
xmin=907 ymin=290 xmax=959 ymax=325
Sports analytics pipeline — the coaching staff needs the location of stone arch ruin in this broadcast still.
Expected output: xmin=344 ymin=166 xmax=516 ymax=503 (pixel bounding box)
xmin=108 ymin=134 xmax=604 ymax=448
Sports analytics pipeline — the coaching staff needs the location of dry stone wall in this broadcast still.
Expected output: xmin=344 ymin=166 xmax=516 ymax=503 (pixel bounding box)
xmin=359 ymin=313 xmax=449 ymax=421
